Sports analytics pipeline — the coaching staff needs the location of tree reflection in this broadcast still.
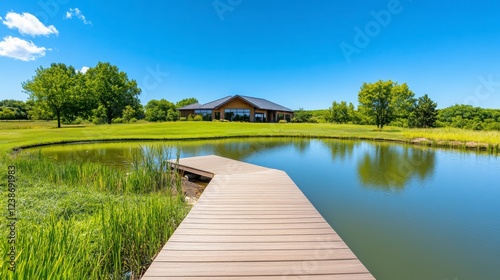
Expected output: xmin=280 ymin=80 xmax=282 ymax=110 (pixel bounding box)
xmin=42 ymin=144 xmax=137 ymax=168
xmin=320 ymin=139 xmax=359 ymax=161
xmin=357 ymin=143 xmax=435 ymax=189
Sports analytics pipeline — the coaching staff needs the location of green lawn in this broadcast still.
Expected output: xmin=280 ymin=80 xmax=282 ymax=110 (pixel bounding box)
xmin=1 ymin=120 xmax=499 ymax=154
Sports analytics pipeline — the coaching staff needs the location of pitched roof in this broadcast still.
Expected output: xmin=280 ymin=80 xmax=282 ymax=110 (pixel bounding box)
xmin=179 ymin=95 xmax=293 ymax=112
xmin=199 ymin=96 xmax=233 ymax=109
xmin=178 ymin=102 xmax=201 ymax=110
xmin=237 ymin=95 xmax=293 ymax=112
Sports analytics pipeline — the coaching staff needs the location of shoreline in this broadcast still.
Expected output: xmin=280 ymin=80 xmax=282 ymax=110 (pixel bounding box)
xmin=10 ymin=135 xmax=499 ymax=154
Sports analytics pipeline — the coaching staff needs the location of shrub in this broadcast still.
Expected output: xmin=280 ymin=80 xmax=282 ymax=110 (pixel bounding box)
xmin=278 ymin=120 xmax=287 ymax=123
xmin=193 ymin=115 xmax=203 ymax=121
xmin=112 ymin=118 xmax=123 ymax=124
xmin=130 ymin=117 xmax=138 ymax=123
xmin=179 ymin=117 xmax=187 ymax=121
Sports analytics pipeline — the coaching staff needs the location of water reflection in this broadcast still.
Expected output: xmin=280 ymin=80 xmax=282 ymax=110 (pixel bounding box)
xmin=180 ymin=138 xmax=307 ymax=161
xmin=319 ymin=139 xmax=359 ymax=161
xmin=41 ymin=139 xmax=436 ymax=190
xmin=36 ymin=138 xmax=499 ymax=279
xmin=357 ymin=143 xmax=435 ymax=189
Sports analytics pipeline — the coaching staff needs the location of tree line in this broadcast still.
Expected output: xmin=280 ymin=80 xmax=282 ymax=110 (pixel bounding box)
xmin=3 ymin=72 xmax=500 ymax=131
xmin=7 ymin=62 xmax=199 ymax=127
xmin=292 ymin=80 xmax=500 ymax=131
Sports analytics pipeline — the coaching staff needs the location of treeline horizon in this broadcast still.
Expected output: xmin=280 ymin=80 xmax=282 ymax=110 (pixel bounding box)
xmin=1 ymin=63 xmax=500 ymax=131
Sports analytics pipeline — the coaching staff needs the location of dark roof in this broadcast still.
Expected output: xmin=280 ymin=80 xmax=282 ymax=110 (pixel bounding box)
xmin=178 ymin=102 xmax=201 ymax=110
xmin=237 ymin=95 xmax=293 ymax=112
xmin=178 ymin=95 xmax=293 ymax=112
xmin=199 ymin=96 xmax=233 ymax=109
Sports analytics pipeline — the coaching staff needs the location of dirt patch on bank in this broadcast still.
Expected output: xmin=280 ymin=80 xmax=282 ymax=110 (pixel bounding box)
xmin=179 ymin=176 xmax=209 ymax=204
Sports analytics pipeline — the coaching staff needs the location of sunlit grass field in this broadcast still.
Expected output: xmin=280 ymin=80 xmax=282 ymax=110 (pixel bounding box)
xmin=1 ymin=120 xmax=499 ymax=154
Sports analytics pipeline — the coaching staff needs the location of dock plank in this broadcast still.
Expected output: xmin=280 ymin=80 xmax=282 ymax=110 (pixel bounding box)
xmin=141 ymin=155 xmax=374 ymax=279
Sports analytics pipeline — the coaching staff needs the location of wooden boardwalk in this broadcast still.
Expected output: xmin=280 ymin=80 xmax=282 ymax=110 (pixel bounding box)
xmin=142 ymin=155 xmax=374 ymax=279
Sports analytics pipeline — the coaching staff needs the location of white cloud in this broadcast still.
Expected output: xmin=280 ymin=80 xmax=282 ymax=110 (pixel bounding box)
xmin=0 ymin=36 xmax=48 ymax=61
xmin=79 ymin=66 xmax=90 ymax=73
xmin=2 ymin=12 xmax=58 ymax=37
xmin=65 ymin=8 xmax=92 ymax=25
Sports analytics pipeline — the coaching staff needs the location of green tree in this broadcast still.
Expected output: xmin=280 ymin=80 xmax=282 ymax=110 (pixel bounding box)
xmin=0 ymin=108 xmax=16 ymax=120
xmin=329 ymin=101 xmax=354 ymax=124
xmin=292 ymin=108 xmax=312 ymax=123
xmin=0 ymin=99 xmax=31 ymax=119
xmin=122 ymin=105 xmax=136 ymax=123
xmin=390 ymin=83 xmax=416 ymax=127
xmin=22 ymin=63 xmax=86 ymax=128
xmin=85 ymin=62 xmax=141 ymax=124
xmin=412 ymin=94 xmax=437 ymax=128
xmin=176 ymin=97 xmax=199 ymax=108
xmin=358 ymin=80 xmax=415 ymax=129
xmin=145 ymin=99 xmax=176 ymax=122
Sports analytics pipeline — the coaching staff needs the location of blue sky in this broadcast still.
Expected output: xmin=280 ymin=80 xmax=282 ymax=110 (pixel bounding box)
xmin=1 ymin=0 xmax=500 ymax=109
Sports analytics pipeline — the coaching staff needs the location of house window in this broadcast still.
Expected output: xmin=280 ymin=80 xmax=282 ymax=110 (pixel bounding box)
xmin=214 ymin=111 xmax=221 ymax=120
xmin=194 ymin=109 xmax=212 ymax=121
xmin=255 ymin=113 xmax=267 ymax=122
xmin=277 ymin=113 xmax=285 ymax=121
xmin=224 ymin=109 xmax=250 ymax=122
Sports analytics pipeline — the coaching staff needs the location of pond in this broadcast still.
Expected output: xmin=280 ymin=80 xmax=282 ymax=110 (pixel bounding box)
xmin=39 ymin=138 xmax=500 ymax=280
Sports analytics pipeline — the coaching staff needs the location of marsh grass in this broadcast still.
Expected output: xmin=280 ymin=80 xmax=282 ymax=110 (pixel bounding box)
xmin=403 ymin=127 xmax=500 ymax=152
xmin=0 ymin=145 xmax=189 ymax=279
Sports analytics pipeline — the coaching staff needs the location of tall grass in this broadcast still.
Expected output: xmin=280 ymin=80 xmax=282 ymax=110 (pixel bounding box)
xmin=0 ymin=146 xmax=190 ymax=279
xmin=403 ymin=127 xmax=500 ymax=152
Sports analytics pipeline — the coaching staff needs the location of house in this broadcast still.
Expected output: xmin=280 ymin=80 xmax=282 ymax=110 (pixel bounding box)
xmin=178 ymin=95 xmax=294 ymax=122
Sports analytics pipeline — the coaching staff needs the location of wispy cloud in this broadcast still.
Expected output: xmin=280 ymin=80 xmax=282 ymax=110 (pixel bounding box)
xmin=2 ymin=12 xmax=58 ymax=37
xmin=0 ymin=36 xmax=48 ymax=61
xmin=65 ymin=8 xmax=92 ymax=25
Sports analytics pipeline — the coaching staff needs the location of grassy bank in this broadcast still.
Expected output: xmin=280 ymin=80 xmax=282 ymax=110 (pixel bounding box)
xmin=0 ymin=146 xmax=189 ymax=279
xmin=1 ymin=121 xmax=499 ymax=154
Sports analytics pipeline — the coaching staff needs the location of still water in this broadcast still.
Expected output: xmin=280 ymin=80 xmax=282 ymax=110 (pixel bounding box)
xmin=40 ymin=138 xmax=500 ymax=280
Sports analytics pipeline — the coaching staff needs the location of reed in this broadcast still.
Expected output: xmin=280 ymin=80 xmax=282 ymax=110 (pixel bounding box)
xmin=0 ymin=146 xmax=189 ymax=279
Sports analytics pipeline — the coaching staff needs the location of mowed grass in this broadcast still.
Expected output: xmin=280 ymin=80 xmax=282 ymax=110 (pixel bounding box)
xmin=0 ymin=121 xmax=405 ymax=154
xmin=1 ymin=120 xmax=499 ymax=154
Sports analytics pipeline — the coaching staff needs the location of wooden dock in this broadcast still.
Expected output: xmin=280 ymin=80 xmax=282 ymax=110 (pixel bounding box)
xmin=142 ymin=155 xmax=374 ymax=279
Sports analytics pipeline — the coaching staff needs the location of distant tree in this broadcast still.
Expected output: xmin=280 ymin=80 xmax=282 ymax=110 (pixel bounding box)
xmin=0 ymin=108 xmax=16 ymax=120
xmin=329 ymin=101 xmax=354 ymax=124
xmin=145 ymin=99 xmax=176 ymax=122
xmin=166 ymin=108 xmax=179 ymax=121
xmin=122 ymin=105 xmax=136 ymax=123
xmin=0 ymin=99 xmax=30 ymax=120
xmin=176 ymin=98 xmax=198 ymax=108
xmin=85 ymin=62 xmax=141 ymax=124
xmin=436 ymin=104 xmax=500 ymax=130
xmin=412 ymin=94 xmax=437 ymax=128
xmin=22 ymin=63 xmax=87 ymax=128
xmin=358 ymin=80 xmax=415 ymax=129
xmin=292 ymin=108 xmax=312 ymax=123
